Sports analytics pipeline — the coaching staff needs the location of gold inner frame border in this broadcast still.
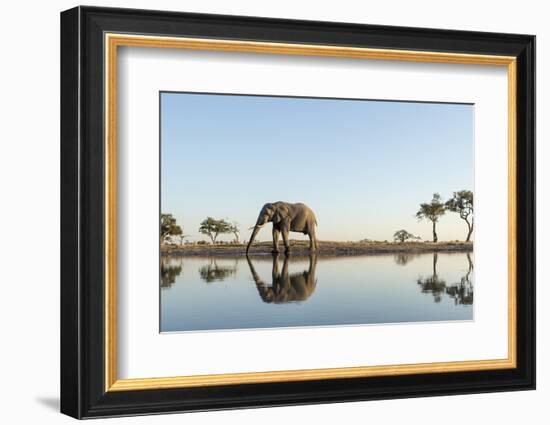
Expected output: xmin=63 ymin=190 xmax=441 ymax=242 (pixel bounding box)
xmin=104 ymin=33 xmax=517 ymax=392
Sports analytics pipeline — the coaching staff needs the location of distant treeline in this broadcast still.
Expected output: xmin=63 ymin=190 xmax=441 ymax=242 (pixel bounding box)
xmin=161 ymin=215 xmax=241 ymax=246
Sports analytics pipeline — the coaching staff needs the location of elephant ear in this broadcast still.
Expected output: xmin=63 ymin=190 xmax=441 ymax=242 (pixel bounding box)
xmin=273 ymin=204 xmax=290 ymax=225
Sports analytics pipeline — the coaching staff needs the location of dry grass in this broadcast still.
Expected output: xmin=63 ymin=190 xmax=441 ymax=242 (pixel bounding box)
xmin=161 ymin=240 xmax=473 ymax=256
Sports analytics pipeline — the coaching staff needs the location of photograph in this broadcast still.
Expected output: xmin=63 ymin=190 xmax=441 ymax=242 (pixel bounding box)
xmin=160 ymin=92 xmax=475 ymax=332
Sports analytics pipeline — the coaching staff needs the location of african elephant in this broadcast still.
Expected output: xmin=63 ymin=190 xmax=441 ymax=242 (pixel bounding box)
xmin=246 ymin=201 xmax=318 ymax=254
xmin=246 ymin=254 xmax=318 ymax=303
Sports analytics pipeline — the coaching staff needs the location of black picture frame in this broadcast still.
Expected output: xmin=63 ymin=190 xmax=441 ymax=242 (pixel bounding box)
xmin=61 ymin=5 xmax=535 ymax=419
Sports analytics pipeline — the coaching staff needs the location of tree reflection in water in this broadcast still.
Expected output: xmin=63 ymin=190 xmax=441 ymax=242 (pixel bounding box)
xmin=446 ymin=253 xmax=474 ymax=305
xmin=160 ymin=257 xmax=183 ymax=288
xmin=198 ymin=259 xmax=238 ymax=283
xmin=417 ymin=252 xmax=474 ymax=304
xmin=246 ymin=254 xmax=318 ymax=304
xmin=394 ymin=253 xmax=418 ymax=266
xmin=417 ymin=252 xmax=447 ymax=302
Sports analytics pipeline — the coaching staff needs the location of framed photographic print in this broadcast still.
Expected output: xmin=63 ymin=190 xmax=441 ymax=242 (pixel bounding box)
xmin=60 ymin=6 xmax=535 ymax=419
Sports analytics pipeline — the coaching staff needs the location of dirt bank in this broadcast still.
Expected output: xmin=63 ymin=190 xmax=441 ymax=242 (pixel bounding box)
xmin=161 ymin=241 xmax=473 ymax=256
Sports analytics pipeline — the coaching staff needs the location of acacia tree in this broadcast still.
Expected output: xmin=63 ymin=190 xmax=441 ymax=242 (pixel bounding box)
xmin=416 ymin=193 xmax=446 ymax=242
xmin=160 ymin=213 xmax=183 ymax=245
xmin=393 ymin=229 xmax=420 ymax=243
xmin=445 ymin=190 xmax=474 ymax=241
xmin=176 ymin=233 xmax=189 ymax=246
xmin=229 ymin=221 xmax=240 ymax=243
xmin=199 ymin=217 xmax=232 ymax=244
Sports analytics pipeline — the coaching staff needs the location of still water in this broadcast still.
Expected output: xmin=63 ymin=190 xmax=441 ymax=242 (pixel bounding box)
xmin=160 ymin=252 xmax=473 ymax=332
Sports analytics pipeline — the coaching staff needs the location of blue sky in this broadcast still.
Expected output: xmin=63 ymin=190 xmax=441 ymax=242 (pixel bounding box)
xmin=161 ymin=92 xmax=473 ymax=242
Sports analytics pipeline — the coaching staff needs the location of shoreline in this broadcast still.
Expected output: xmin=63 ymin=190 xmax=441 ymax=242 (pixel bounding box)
xmin=161 ymin=241 xmax=473 ymax=257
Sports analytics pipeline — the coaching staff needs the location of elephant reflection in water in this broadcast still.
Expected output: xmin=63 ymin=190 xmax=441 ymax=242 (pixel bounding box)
xmin=246 ymin=254 xmax=318 ymax=304
xmin=417 ymin=252 xmax=474 ymax=304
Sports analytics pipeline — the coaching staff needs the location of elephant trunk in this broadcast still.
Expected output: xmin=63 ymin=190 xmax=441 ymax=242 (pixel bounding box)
xmin=246 ymin=225 xmax=262 ymax=253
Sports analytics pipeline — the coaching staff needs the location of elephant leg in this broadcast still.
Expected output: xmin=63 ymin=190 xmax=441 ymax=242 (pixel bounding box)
xmin=309 ymin=229 xmax=318 ymax=251
xmin=271 ymin=254 xmax=280 ymax=281
xmin=281 ymin=255 xmax=290 ymax=287
xmin=272 ymin=228 xmax=280 ymax=253
xmin=281 ymin=228 xmax=290 ymax=254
